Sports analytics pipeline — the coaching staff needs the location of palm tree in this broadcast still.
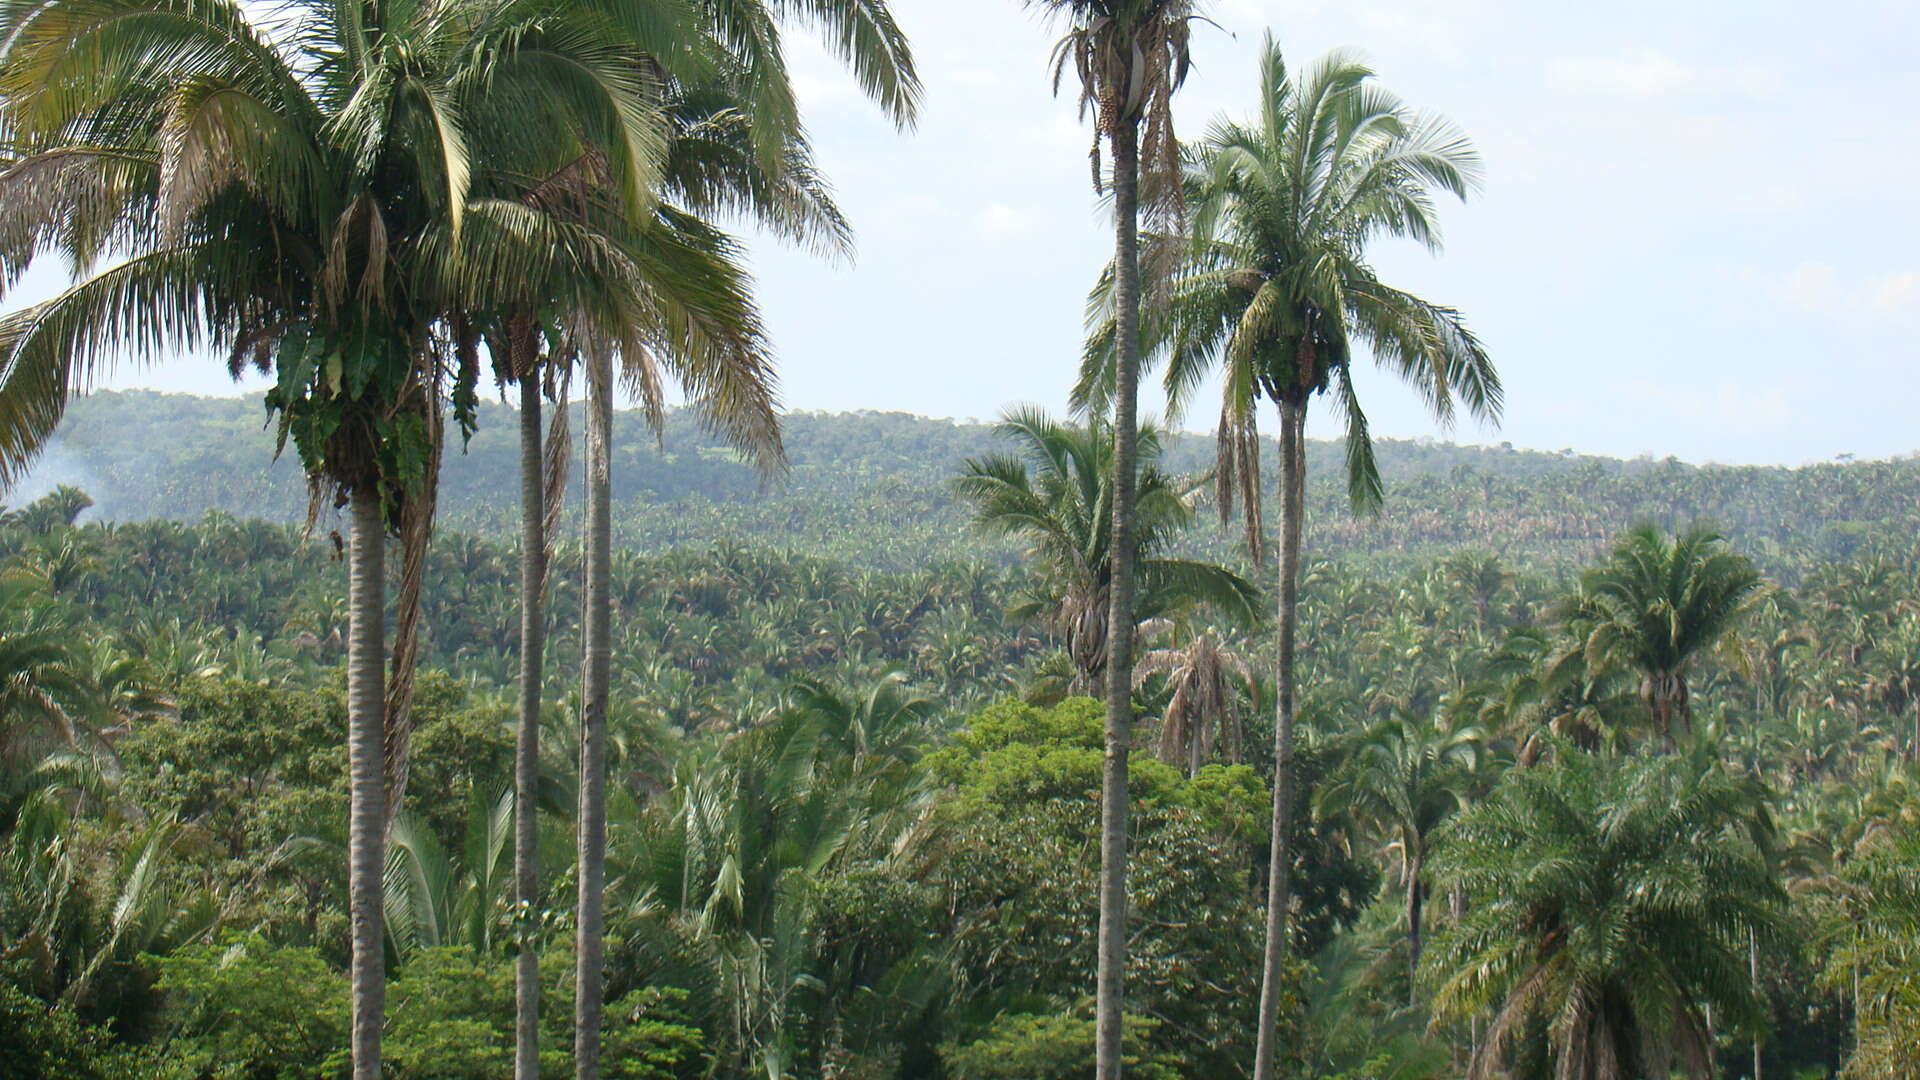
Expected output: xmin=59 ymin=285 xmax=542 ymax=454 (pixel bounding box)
xmin=1317 ymin=711 xmax=1484 ymax=996
xmin=1560 ymin=525 xmax=1765 ymax=749
xmin=0 ymin=0 xmax=682 ymax=1073
xmin=1425 ymin=747 xmax=1786 ymax=1080
xmin=1829 ymin=815 xmax=1920 ymax=1078
xmin=384 ymin=787 xmax=516 ymax=964
xmin=1025 ymin=5 xmax=1204 ymax=1072
xmin=566 ymin=46 xmax=914 ymax=1074
xmin=509 ymin=337 xmax=551 ymax=1080
xmin=1441 ymin=551 xmax=1516 ymax=637
xmin=609 ymin=682 xmax=929 ymax=1077
xmin=1133 ymin=620 xmax=1255 ymax=775
xmin=1079 ymin=42 xmax=1499 ymax=1071
xmin=955 ymin=407 xmax=1261 ymax=696
xmin=1865 ymin=616 xmax=1920 ymax=764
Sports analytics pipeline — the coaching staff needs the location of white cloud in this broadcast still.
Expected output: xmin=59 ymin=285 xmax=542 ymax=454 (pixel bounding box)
xmin=1737 ymin=263 xmax=1920 ymax=321
xmin=975 ymin=203 xmax=1043 ymax=239
xmin=1548 ymin=50 xmax=1781 ymax=98
xmin=1871 ymin=272 xmax=1920 ymax=314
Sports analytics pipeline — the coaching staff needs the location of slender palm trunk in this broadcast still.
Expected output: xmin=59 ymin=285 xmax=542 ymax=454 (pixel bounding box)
xmin=1253 ymin=398 xmax=1307 ymax=1080
xmin=515 ymin=373 xmax=546 ymax=1080
xmin=1095 ymin=118 xmax=1143 ymax=1080
xmin=574 ymin=349 xmax=613 ymax=1080
xmin=346 ymin=488 xmax=387 ymax=1080
xmin=1406 ymin=852 xmax=1424 ymax=1001
xmin=1750 ymin=928 xmax=1762 ymax=1080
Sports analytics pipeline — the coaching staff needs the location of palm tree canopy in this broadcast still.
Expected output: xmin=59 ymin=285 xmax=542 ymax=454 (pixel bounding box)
xmin=1026 ymin=0 xmax=1206 ymax=218
xmin=1079 ymin=33 xmax=1500 ymax=521
xmin=954 ymin=406 xmax=1262 ymax=681
xmin=1319 ymin=711 xmax=1484 ymax=872
xmin=1566 ymin=524 xmax=1767 ymax=680
xmin=1425 ymin=747 xmax=1787 ymax=1080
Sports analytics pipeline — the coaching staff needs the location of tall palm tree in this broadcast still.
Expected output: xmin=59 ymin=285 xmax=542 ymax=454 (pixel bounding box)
xmin=1025 ymin=5 xmax=1204 ymax=1072
xmin=1081 ymin=39 xmax=1499 ymax=1074
xmin=565 ymin=44 xmax=911 ymax=1071
xmin=0 ymin=0 xmax=678 ymax=1073
xmin=509 ymin=332 xmax=552 ymax=1080
xmin=1317 ymin=711 xmax=1483 ymax=995
xmin=1560 ymin=525 xmax=1765 ymax=749
xmin=955 ymin=407 xmax=1261 ymax=695
xmin=1425 ymin=747 xmax=1786 ymax=1080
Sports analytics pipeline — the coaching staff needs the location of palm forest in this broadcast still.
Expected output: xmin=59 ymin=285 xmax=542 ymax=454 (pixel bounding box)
xmin=0 ymin=2 xmax=1916 ymax=1079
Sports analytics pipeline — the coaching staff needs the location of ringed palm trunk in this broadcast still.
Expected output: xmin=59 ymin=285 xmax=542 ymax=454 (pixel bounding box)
xmin=1095 ymin=117 xmax=1143 ymax=1080
xmin=515 ymin=371 xmax=546 ymax=1080
xmin=1253 ymin=396 xmax=1307 ymax=1080
xmin=574 ymin=348 xmax=613 ymax=1080
xmin=346 ymin=488 xmax=387 ymax=1080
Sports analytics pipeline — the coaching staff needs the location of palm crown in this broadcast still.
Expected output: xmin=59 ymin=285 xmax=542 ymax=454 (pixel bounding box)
xmin=1426 ymin=748 xmax=1787 ymax=1080
xmin=1082 ymin=34 xmax=1500 ymax=537
xmin=955 ymin=406 xmax=1260 ymax=691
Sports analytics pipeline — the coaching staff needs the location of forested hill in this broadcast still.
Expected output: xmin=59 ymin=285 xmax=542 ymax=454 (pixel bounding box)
xmin=30 ymin=389 xmax=1920 ymax=575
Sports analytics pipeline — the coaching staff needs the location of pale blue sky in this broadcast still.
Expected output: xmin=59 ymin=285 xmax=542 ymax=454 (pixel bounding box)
xmin=13 ymin=0 xmax=1919 ymax=464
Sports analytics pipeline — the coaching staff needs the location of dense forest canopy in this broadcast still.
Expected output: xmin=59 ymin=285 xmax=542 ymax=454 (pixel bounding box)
xmin=30 ymin=391 xmax=1920 ymax=576
xmin=3 ymin=402 xmax=1920 ymax=1077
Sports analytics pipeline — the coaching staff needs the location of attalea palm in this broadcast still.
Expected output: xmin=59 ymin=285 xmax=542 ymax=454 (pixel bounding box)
xmin=1026 ymin=4 xmax=1204 ymax=1074
xmin=1316 ymin=710 xmax=1483 ymax=995
xmin=1080 ymin=38 xmax=1499 ymax=1076
xmin=1133 ymin=619 xmax=1255 ymax=775
xmin=1425 ymin=747 xmax=1786 ymax=1080
xmin=529 ymin=61 xmax=890 ymax=1077
xmin=1558 ymin=525 xmax=1765 ymax=749
xmin=955 ymin=407 xmax=1261 ymax=695
xmin=0 ymin=6 xmax=444 ymax=1069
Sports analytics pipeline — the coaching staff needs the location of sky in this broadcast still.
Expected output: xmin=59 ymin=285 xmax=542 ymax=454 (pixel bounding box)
xmin=11 ymin=0 xmax=1920 ymax=465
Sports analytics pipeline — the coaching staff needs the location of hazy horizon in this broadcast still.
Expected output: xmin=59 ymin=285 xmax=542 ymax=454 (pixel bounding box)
xmin=11 ymin=0 xmax=1917 ymax=467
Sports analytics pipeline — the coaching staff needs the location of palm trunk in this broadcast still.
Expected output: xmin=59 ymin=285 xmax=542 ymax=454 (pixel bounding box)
xmin=1095 ymin=117 xmax=1142 ymax=1080
xmin=1406 ymin=854 xmax=1424 ymax=1002
xmin=346 ymin=488 xmax=387 ymax=1080
xmin=1253 ymin=397 xmax=1307 ymax=1080
xmin=515 ymin=372 xmax=546 ymax=1080
xmin=573 ymin=348 xmax=613 ymax=1080
xmin=1750 ymin=927 xmax=1762 ymax=1080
